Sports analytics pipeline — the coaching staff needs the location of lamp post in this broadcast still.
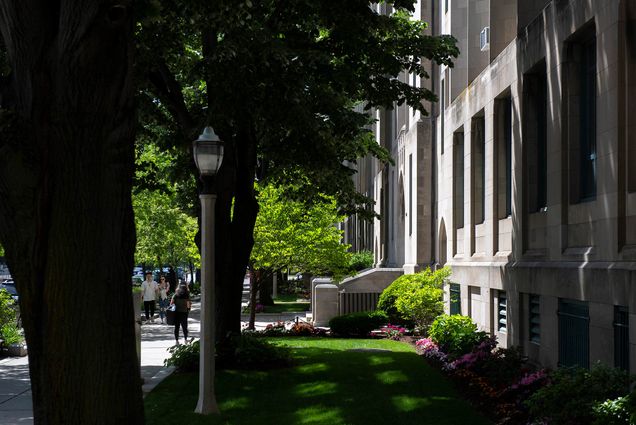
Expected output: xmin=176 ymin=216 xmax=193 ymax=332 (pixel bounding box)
xmin=193 ymin=126 xmax=223 ymax=415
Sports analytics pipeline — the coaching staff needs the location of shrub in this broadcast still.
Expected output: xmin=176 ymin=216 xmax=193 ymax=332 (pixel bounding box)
xmin=394 ymin=283 xmax=443 ymax=333
xmin=218 ymin=334 xmax=292 ymax=370
xmin=290 ymin=321 xmax=326 ymax=336
xmin=428 ymin=314 xmax=488 ymax=358
xmin=328 ymin=310 xmax=388 ymax=337
xmin=349 ymin=251 xmax=374 ymax=271
xmin=0 ymin=289 xmax=16 ymax=328
xmin=164 ymin=340 xmax=200 ymax=372
xmin=525 ymin=362 xmax=632 ymax=425
xmin=261 ymin=321 xmax=288 ymax=336
xmin=377 ymin=267 xmax=450 ymax=329
xmin=1 ymin=323 xmax=22 ymax=345
xmin=593 ymin=393 xmax=636 ymax=425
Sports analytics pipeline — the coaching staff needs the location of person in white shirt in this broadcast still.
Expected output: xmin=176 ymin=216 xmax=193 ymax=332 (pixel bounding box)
xmin=141 ymin=272 xmax=159 ymax=323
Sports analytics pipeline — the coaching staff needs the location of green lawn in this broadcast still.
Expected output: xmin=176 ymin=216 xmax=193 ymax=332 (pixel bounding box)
xmin=145 ymin=338 xmax=492 ymax=425
xmin=265 ymin=294 xmax=310 ymax=313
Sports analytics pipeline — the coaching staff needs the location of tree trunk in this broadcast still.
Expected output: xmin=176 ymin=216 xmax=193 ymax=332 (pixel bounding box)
xmin=248 ymin=271 xmax=259 ymax=330
xmin=260 ymin=271 xmax=274 ymax=306
xmin=215 ymin=125 xmax=259 ymax=341
xmin=0 ymin=4 xmax=143 ymax=424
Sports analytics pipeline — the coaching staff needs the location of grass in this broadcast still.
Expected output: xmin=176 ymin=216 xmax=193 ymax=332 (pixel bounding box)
xmin=145 ymin=338 xmax=492 ymax=425
xmin=264 ymin=294 xmax=310 ymax=313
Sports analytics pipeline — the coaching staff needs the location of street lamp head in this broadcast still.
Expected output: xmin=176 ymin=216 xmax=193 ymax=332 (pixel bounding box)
xmin=193 ymin=127 xmax=224 ymax=177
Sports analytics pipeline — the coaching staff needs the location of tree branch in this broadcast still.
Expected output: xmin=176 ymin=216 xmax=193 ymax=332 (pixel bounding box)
xmin=147 ymin=59 xmax=196 ymax=139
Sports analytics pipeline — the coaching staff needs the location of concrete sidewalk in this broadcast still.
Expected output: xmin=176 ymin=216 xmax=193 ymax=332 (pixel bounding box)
xmin=0 ymin=302 xmax=203 ymax=425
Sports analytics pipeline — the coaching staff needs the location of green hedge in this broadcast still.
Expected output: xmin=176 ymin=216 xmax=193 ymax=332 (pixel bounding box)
xmin=328 ymin=310 xmax=388 ymax=337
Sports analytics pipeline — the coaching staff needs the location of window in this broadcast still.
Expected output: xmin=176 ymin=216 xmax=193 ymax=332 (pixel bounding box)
xmin=450 ymin=283 xmax=461 ymax=315
xmin=444 ymin=0 xmax=449 ymax=14
xmin=524 ymin=63 xmax=548 ymax=212
xmin=498 ymin=291 xmax=507 ymax=333
xmin=529 ymin=294 xmax=540 ymax=344
xmin=441 ymin=79 xmax=445 ymax=155
xmin=453 ymin=130 xmax=465 ymax=229
xmin=504 ymin=100 xmax=512 ymax=217
xmin=558 ymin=299 xmax=589 ymax=368
xmin=579 ymin=35 xmax=596 ymax=201
xmin=566 ymin=24 xmax=597 ymax=203
xmin=614 ymin=306 xmax=629 ymax=371
xmin=497 ymin=96 xmax=513 ymax=218
xmin=390 ymin=170 xmax=394 ymax=241
xmin=472 ymin=116 xmax=485 ymax=224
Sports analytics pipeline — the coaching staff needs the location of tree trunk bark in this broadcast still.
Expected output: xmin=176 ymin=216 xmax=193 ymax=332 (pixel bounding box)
xmin=248 ymin=271 xmax=259 ymax=330
xmin=215 ymin=124 xmax=259 ymax=341
xmin=0 ymin=4 xmax=143 ymax=424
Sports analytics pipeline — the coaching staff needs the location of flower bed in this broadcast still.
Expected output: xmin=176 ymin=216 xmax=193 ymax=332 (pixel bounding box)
xmin=415 ymin=314 xmax=634 ymax=425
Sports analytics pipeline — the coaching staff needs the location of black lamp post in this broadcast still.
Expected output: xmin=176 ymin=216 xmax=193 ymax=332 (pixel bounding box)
xmin=192 ymin=126 xmax=223 ymax=415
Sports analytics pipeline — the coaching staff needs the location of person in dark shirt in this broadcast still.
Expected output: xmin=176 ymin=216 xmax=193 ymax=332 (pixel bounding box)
xmin=170 ymin=284 xmax=192 ymax=345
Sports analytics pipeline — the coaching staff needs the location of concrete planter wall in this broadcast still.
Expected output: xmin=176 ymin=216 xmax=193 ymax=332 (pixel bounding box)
xmin=7 ymin=343 xmax=27 ymax=357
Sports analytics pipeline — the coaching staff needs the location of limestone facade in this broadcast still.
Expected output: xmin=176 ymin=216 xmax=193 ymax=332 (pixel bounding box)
xmin=343 ymin=0 xmax=636 ymax=372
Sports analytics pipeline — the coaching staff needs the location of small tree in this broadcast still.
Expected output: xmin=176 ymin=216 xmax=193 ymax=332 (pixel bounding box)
xmin=248 ymin=183 xmax=351 ymax=328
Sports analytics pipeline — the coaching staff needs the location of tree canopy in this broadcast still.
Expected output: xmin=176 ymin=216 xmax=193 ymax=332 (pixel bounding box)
xmin=137 ymin=0 xmax=459 ymax=338
xmin=251 ymin=183 xmax=351 ymax=280
xmin=0 ymin=2 xmax=458 ymax=422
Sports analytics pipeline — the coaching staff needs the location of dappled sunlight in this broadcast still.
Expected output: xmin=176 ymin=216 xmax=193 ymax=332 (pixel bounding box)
xmin=294 ymin=381 xmax=338 ymax=397
xmin=367 ymin=354 xmax=395 ymax=366
xmin=375 ymin=369 xmax=409 ymax=384
xmin=294 ymin=406 xmax=345 ymax=424
xmin=219 ymin=396 xmax=251 ymax=411
xmin=145 ymin=338 xmax=491 ymax=425
xmin=295 ymin=362 xmax=329 ymax=374
xmin=391 ymin=395 xmax=432 ymax=412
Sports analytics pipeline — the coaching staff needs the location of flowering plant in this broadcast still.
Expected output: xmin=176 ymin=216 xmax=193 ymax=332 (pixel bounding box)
xmin=380 ymin=323 xmax=407 ymax=340
xmin=415 ymin=338 xmax=448 ymax=364
xmin=261 ymin=321 xmax=288 ymax=336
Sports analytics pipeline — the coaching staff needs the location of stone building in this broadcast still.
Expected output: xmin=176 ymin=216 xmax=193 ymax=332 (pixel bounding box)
xmin=343 ymin=0 xmax=636 ymax=372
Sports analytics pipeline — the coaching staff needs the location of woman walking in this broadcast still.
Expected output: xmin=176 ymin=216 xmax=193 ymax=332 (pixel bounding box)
xmin=170 ymin=284 xmax=191 ymax=345
xmin=157 ymin=275 xmax=170 ymax=324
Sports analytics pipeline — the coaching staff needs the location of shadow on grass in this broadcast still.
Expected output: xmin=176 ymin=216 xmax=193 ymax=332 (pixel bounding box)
xmin=144 ymin=338 xmax=492 ymax=425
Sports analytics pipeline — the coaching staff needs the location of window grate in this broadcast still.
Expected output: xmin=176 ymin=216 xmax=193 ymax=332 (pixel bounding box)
xmin=614 ymin=306 xmax=629 ymax=371
xmin=529 ymin=294 xmax=540 ymax=344
xmin=449 ymin=283 xmax=461 ymax=315
xmin=558 ymin=299 xmax=589 ymax=368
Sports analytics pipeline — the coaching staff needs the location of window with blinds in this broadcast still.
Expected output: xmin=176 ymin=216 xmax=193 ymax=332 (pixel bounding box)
xmin=529 ymin=294 xmax=540 ymax=344
xmin=498 ymin=291 xmax=507 ymax=333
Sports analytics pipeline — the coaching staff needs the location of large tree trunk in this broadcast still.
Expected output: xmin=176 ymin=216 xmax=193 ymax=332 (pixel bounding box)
xmin=0 ymin=3 xmax=143 ymax=424
xmin=215 ymin=125 xmax=259 ymax=341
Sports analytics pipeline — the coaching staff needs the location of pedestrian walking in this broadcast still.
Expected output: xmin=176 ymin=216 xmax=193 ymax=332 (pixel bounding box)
xmin=170 ymin=284 xmax=191 ymax=345
xmin=141 ymin=271 xmax=159 ymax=323
xmin=157 ymin=275 xmax=169 ymax=324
